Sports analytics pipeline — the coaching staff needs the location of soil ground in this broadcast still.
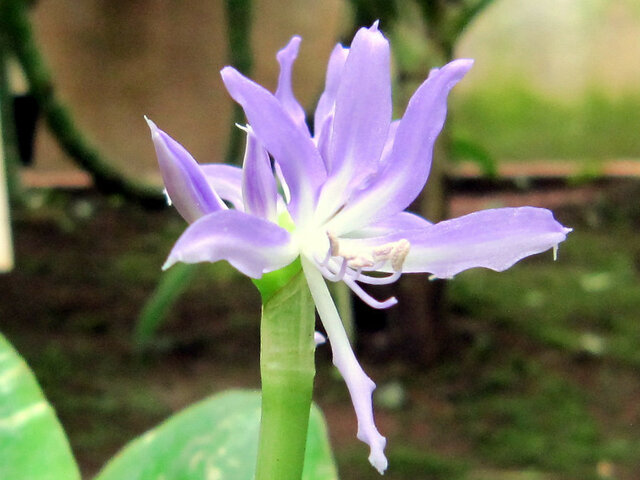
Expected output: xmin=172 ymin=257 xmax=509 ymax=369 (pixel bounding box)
xmin=2 ymin=179 xmax=640 ymax=479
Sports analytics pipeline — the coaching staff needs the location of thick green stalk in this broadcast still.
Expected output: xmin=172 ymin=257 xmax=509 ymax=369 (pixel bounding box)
xmin=255 ymin=269 xmax=316 ymax=480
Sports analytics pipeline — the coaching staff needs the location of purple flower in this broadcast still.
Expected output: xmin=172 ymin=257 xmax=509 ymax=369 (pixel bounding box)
xmin=147 ymin=23 xmax=570 ymax=474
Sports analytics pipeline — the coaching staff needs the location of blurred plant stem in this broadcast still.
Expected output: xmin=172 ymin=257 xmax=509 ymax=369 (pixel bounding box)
xmin=0 ymin=32 xmax=20 ymax=204
xmin=0 ymin=0 xmax=164 ymax=207
xmin=347 ymin=0 xmax=494 ymax=365
xmin=134 ymin=262 xmax=198 ymax=349
xmin=224 ymin=0 xmax=253 ymax=165
xmin=0 ymin=36 xmax=16 ymax=271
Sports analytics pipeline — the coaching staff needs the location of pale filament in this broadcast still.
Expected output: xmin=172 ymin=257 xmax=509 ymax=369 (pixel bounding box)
xmin=322 ymin=257 xmax=348 ymax=281
xmin=318 ymin=233 xmax=411 ymax=309
xmin=343 ymin=276 xmax=398 ymax=309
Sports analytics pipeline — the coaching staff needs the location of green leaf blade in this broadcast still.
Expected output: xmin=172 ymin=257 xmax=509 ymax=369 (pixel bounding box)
xmin=95 ymin=390 xmax=337 ymax=480
xmin=0 ymin=333 xmax=81 ymax=480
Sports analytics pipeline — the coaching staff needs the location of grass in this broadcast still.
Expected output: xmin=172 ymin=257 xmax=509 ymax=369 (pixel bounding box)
xmin=444 ymin=217 xmax=640 ymax=479
xmin=449 ymin=228 xmax=640 ymax=367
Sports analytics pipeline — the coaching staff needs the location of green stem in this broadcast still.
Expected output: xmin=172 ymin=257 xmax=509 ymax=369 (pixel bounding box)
xmin=223 ymin=0 xmax=253 ymax=165
xmin=0 ymin=35 xmax=21 ymax=204
xmin=256 ymin=269 xmax=316 ymax=480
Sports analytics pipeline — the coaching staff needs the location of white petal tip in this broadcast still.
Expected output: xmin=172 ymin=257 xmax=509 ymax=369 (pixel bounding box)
xmin=279 ymin=35 xmax=301 ymax=55
xmin=161 ymin=257 xmax=176 ymax=271
xmin=449 ymin=58 xmax=475 ymax=74
xmin=314 ymin=331 xmax=327 ymax=346
xmin=144 ymin=115 xmax=156 ymax=128
xmin=369 ymin=447 xmax=388 ymax=474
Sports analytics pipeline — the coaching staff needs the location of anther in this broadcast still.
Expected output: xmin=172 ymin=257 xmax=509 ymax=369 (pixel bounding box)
xmin=327 ymin=231 xmax=340 ymax=256
xmin=390 ymin=239 xmax=410 ymax=271
xmin=372 ymin=239 xmax=411 ymax=271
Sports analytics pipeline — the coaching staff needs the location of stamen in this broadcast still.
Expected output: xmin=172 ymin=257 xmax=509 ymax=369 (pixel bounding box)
xmin=327 ymin=232 xmax=376 ymax=269
xmin=327 ymin=231 xmax=340 ymax=256
xmin=324 ymin=234 xmax=410 ymax=289
xmin=343 ymin=277 xmax=398 ymax=309
xmin=372 ymin=239 xmax=410 ymax=271
xmin=390 ymin=239 xmax=410 ymax=271
xmin=322 ymin=258 xmax=348 ymax=282
xmin=317 ymin=248 xmax=331 ymax=268
xmin=348 ymin=270 xmax=402 ymax=285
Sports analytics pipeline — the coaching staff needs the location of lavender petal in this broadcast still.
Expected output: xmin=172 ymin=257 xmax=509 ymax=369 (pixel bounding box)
xmin=313 ymin=43 xmax=349 ymax=142
xmin=163 ymin=210 xmax=297 ymax=278
xmin=275 ymin=36 xmax=308 ymax=132
xmin=346 ymin=211 xmax=431 ymax=239
xmin=200 ymin=163 xmax=244 ymax=211
xmin=220 ymin=67 xmax=326 ymax=222
xmin=326 ymin=59 xmax=473 ymax=234
xmin=316 ymin=23 xmax=392 ymax=221
xmin=241 ymin=130 xmax=278 ymax=221
xmin=353 ymin=207 xmax=570 ymax=278
xmin=146 ymin=118 xmax=225 ymax=223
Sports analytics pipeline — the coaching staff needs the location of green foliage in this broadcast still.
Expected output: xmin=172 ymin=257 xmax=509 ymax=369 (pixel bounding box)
xmin=338 ymin=446 xmax=468 ymax=480
xmin=452 ymin=82 xmax=640 ymax=161
xmin=451 ymin=136 xmax=498 ymax=177
xmin=95 ymin=390 xmax=337 ymax=480
xmin=459 ymin=360 xmax=600 ymax=472
xmin=134 ymin=263 xmax=199 ymax=347
xmin=449 ymin=229 xmax=640 ymax=367
xmin=0 ymin=333 xmax=80 ymax=480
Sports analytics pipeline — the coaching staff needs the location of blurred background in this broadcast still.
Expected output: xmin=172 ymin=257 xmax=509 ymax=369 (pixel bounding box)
xmin=1 ymin=0 xmax=640 ymax=479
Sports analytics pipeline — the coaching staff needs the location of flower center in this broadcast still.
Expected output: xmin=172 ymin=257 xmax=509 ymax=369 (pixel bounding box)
xmin=327 ymin=232 xmax=410 ymax=271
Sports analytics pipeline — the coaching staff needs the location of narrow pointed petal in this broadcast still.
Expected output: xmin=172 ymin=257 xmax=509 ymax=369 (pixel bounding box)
xmin=163 ymin=210 xmax=297 ymax=278
xmin=313 ymin=43 xmax=349 ymax=141
xmin=379 ymin=119 xmax=400 ymax=168
xmin=327 ymin=60 xmax=473 ymax=235
xmin=316 ymin=23 xmax=392 ymax=220
xmin=146 ymin=118 xmax=225 ymax=223
xmin=275 ymin=36 xmax=308 ymax=132
xmin=241 ymin=130 xmax=278 ymax=221
xmin=314 ymin=112 xmax=333 ymax=166
xmin=200 ymin=164 xmax=244 ymax=211
xmin=352 ymin=207 xmax=570 ymax=278
xmin=274 ymin=162 xmax=291 ymax=204
xmin=302 ymin=257 xmax=388 ymax=474
xmin=220 ymin=67 xmax=326 ymax=221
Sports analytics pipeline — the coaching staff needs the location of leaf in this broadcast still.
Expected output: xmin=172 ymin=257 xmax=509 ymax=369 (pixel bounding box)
xmin=134 ymin=263 xmax=198 ymax=348
xmin=0 ymin=333 xmax=81 ymax=480
xmin=95 ymin=390 xmax=338 ymax=480
xmin=451 ymin=136 xmax=499 ymax=178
